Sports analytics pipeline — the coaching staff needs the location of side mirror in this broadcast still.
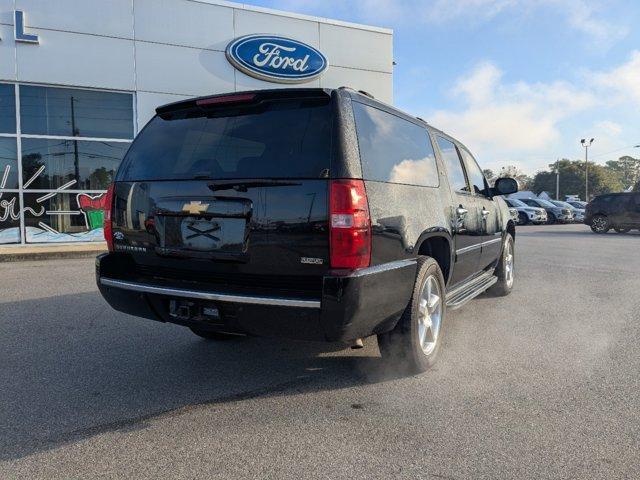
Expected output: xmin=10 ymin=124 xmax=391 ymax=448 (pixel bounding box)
xmin=493 ymin=177 xmax=518 ymax=196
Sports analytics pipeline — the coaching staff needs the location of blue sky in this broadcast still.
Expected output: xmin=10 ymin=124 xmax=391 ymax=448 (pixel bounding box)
xmin=243 ymin=0 xmax=640 ymax=174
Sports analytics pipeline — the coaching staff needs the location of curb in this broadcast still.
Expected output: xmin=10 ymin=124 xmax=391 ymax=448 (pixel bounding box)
xmin=0 ymin=244 xmax=107 ymax=263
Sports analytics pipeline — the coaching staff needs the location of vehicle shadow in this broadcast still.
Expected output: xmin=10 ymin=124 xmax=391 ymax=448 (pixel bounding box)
xmin=0 ymin=292 xmax=405 ymax=461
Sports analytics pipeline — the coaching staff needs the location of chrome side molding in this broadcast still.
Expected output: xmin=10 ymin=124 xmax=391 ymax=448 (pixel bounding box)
xmin=347 ymin=258 xmax=417 ymax=278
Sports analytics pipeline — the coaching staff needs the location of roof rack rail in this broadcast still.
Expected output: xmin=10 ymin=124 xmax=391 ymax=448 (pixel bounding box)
xmin=337 ymin=87 xmax=375 ymax=99
xmin=416 ymin=116 xmax=426 ymax=123
xmin=357 ymin=90 xmax=374 ymax=99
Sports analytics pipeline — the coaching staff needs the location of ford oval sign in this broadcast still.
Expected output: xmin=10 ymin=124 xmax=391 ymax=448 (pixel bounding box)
xmin=226 ymin=35 xmax=327 ymax=84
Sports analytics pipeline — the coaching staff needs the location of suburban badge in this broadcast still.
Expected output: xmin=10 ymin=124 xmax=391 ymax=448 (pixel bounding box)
xmin=300 ymin=257 xmax=324 ymax=265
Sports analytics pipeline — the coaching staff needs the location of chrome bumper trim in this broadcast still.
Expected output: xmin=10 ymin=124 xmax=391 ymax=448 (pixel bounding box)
xmin=99 ymin=278 xmax=321 ymax=309
xmin=346 ymin=258 xmax=417 ymax=278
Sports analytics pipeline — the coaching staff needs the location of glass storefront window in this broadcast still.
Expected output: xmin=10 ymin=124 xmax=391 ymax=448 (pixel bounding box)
xmin=0 ymin=138 xmax=18 ymax=189
xmin=0 ymin=192 xmax=21 ymax=244
xmin=21 ymin=139 xmax=129 ymax=190
xmin=20 ymin=85 xmax=134 ymax=139
xmin=0 ymin=83 xmax=16 ymax=134
xmin=22 ymin=192 xmax=108 ymax=243
xmin=0 ymin=83 xmax=134 ymax=245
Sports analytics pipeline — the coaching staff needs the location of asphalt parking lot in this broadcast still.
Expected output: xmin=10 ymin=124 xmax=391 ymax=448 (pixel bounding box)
xmin=1 ymin=224 xmax=639 ymax=479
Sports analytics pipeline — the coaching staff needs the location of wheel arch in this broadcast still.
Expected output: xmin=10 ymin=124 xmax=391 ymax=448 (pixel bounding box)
xmin=506 ymin=220 xmax=516 ymax=241
xmin=416 ymin=231 xmax=453 ymax=286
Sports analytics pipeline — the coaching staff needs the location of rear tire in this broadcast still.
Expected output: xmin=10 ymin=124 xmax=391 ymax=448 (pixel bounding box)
xmin=546 ymin=213 xmax=557 ymax=225
xmin=487 ymin=234 xmax=515 ymax=297
xmin=189 ymin=327 xmax=242 ymax=341
xmin=590 ymin=215 xmax=610 ymax=234
xmin=614 ymin=227 xmax=631 ymax=234
xmin=377 ymin=257 xmax=446 ymax=374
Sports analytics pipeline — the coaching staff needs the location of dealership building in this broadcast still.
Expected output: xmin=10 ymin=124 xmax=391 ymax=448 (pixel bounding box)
xmin=0 ymin=0 xmax=393 ymax=248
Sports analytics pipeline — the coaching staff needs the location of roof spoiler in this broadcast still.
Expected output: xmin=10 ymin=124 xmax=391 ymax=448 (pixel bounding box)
xmin=156 ymin=88 xmax=331 ymax=118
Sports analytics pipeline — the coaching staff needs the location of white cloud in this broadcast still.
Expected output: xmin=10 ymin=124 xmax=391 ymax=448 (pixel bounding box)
xmin=594 ymin=50 xmax=640 ymax=105
xmin=266 ymin=0 xmax=627 ymax=48
xmin=593 ymin=120 xmax=622 ymax=137
xmin=423 ymin=50 xmax=640 ymax=173
xmin=390 ymin=156 xmax=438 ymax=184
xmin=556 ymin=0 xmax=629 ymax=49
xmin=428 ymin=62 xmax=596 ymax=170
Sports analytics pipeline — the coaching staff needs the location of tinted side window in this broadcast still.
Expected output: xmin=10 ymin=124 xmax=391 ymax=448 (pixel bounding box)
xmin=613 ymin=196 xmax=629 ymax=208
xmin=521 ymin=199 xmax=537 ymax=207
xmin=353 ymin=103 xmax=438 ymax=187
xmin=436 ymin=136 xmax=467 ymax=192
xmin=459 ymin=147 xmax=488 ymax=196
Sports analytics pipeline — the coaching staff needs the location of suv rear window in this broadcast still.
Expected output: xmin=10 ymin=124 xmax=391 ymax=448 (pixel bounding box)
xmin=117 ymin=98 xmax=332 ymax=181
xmin=353 ymin=102 xmax=438 ymax=187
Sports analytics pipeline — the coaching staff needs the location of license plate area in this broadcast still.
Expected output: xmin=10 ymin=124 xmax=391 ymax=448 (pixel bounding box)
xmin=156 ymin=215 xmax=249 ymax=259
xmin=154 ymin=196 xmax=252 ymax=260
xmin=169 ymin=299 xmax=223 ymax=325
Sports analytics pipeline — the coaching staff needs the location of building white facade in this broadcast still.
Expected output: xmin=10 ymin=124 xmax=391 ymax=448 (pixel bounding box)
xmin=0 ymin=0 xmax=393 ymax=246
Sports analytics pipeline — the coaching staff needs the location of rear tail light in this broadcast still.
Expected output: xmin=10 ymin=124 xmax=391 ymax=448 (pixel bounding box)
xmin=103 ymin=183 xmax=115 ymax=252
xmin=329 ymin=179 xmax=371 ymax=269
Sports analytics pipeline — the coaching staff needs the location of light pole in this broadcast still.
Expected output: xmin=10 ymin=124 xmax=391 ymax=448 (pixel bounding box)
xmin=581 ymin=138 xmax=594 ymax=201
xmin=555 ymin=158 xmax=560 ymax=200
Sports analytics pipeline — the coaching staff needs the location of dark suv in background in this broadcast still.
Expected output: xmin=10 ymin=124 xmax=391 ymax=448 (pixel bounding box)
xmin=96 ymin=88 xmax=518 ymax=373
xmin=585 ymin=192 xmax=640 ymax=233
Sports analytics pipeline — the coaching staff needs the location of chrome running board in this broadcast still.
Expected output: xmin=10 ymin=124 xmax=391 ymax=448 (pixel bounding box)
xmin=445 ymin=271 xmax=498 ymax=310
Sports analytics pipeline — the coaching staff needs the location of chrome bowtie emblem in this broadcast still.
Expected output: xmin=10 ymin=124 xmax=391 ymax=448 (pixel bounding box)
xmin=182 ymin=201 xmax=209 ymax=215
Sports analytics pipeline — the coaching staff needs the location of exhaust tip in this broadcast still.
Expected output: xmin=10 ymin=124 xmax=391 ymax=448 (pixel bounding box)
xmin=350 ymin=338 xmax=364 ymax=349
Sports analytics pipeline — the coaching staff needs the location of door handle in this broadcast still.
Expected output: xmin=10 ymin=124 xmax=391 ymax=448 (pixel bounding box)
xmin=456 ymin=207 xmax=468 ymax=217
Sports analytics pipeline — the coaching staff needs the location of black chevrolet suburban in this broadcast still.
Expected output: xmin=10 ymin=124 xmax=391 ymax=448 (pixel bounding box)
xmin=96 ymin=88 xmax=518 ymax=373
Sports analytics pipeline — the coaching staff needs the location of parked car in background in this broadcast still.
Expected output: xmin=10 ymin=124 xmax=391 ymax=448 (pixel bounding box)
xmin=585 ymin=192 xmax=640 ymax=233
xmin=567 ymin=200 xmax=587 ymax=209
xmin=520 ymin=198 xmax=573 ymax=224
xmin=508 ymin=207 xmax=519 ymax=224
xmin=550 ymin=200 xmax=584 ymax=223
xmin=95 ymin=87 xmax=520 ymax=374
xmin=504 ymin=198 xmax=547 ymax=225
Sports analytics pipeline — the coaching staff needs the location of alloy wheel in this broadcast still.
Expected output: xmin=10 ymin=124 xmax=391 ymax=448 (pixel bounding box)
xmin=417 ymin=275 xmax=443 ymax=356
xmin=504 ymin=239 xmax=514 ymax=289
xmin=592 ymin=216 xmax=608 ymax=233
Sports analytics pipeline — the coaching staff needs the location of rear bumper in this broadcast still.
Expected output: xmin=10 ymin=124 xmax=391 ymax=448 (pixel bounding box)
xmin=96 ymin=254 xmax=416 ymax=342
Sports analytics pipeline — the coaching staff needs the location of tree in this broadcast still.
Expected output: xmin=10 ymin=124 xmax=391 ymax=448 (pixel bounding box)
xmin=531 ymin=159 xmax=624 ymax=200
xmin=605 ymin=156 xmax=640 ymax=190
xmin=482 ymin=169 xmax=496 ymax=186
xmin=87 ymin=167 xmax=114 ymax=190
xmin=496 ymin=165 xmax=532 ymax=190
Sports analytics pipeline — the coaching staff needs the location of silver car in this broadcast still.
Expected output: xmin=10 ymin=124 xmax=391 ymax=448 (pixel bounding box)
xmin=551 ymin=200 xmax=584 ymax=223
xmin=505 ymin=198 xmax=548 ymax=225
